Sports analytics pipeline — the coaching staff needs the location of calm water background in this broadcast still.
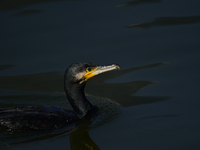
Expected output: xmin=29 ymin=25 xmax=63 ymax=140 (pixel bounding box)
xmin=1 ymin=0 xmax=200 ymax=149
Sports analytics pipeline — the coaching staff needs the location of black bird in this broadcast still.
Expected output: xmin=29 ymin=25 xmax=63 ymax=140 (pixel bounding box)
xmin=0 ymin=62 xmax=120 ymax=132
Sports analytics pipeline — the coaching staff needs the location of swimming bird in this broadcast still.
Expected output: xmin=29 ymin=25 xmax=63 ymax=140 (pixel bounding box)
xmin=0 ymin=62 xmax=120 ymax=132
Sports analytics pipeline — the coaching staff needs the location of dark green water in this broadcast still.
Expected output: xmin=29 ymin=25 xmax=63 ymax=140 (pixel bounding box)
xmin=1 ymin=0 xmax=200 ymax=149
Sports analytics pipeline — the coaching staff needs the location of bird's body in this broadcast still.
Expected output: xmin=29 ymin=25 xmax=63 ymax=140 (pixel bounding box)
xmin=0 ymin=106 xmax=78 ymax=132
xmin=0 ymin=62 xmax=120 ymax=132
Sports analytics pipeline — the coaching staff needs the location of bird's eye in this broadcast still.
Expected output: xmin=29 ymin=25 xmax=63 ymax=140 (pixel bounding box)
xmin=87 ymin=67 xmax=92 ymax=72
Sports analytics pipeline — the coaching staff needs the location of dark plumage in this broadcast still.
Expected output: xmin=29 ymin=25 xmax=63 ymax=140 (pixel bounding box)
xmin=0 ymin=62 xmax=120 ymax=132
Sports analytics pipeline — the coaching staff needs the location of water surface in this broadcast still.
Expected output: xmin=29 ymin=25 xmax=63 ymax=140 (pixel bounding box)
xmin=1 ymin=0 xmax=200 ymax=149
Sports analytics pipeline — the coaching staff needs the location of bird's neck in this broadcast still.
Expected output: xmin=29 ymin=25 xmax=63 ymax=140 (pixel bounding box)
xmin=64 ymin=81 xmax=93 ymax=119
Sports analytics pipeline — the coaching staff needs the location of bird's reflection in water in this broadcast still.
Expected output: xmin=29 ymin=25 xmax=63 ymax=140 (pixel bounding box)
xmin=70 ymin=130 xmax=100 ymax=150
xmin=69 ymin=113 xmax=100 ymax=150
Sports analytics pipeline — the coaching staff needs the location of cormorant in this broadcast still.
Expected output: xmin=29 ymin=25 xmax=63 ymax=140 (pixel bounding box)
xmin=0 ymin=62 xmax=120 ymax=132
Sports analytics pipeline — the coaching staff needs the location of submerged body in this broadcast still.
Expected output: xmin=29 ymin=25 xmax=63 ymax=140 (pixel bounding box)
xmin=0 ymin=106 xmax=78 ymax=132
xmin=0 ymin=62 xmax=120 ymax=132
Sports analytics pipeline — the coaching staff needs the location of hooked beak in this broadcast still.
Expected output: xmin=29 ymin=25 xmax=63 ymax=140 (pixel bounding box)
xmin=83 ymin=64 xmax=120 ymax=82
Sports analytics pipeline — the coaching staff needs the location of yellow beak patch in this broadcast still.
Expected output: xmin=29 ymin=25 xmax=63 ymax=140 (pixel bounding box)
xmin=84 ymin=66 xmax=98 ymax=81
